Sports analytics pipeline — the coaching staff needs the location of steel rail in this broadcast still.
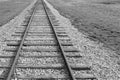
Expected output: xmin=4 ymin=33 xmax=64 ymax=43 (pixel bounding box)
xmin=41 ymin=0 xmax=76 ymax=80
xmin=6 ymin=1 xmax=39 ymax=80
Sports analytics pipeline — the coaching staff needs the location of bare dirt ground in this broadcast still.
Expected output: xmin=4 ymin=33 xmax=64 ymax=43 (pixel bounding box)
xmin=47 ymin=0 xmax=120 ymax=57
xmin=0 ymin=0 xmax=32 ymax=26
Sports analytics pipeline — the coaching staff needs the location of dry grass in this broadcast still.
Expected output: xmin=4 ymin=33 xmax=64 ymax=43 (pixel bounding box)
xmin=0 ymin=0 xmax=32 ymax=26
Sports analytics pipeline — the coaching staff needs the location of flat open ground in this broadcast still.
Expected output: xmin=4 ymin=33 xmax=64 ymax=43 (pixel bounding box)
xmin=47 ymin=0 xmax=120 ymax=55
xmin=0 ymin=0 xmax=32 ymax=26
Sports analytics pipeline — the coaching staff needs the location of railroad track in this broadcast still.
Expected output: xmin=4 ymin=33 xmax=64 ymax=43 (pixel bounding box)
xmin=0 ymin=0 xmax=97 ymax=80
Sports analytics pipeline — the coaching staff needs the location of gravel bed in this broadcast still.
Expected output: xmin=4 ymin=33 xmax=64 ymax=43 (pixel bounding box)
xmin=23 ymin=42 xmax=56 ymax=45
xmin=25 ymin=35 xmax=54 ymax=38
xmin=60 ymin=40 xmax=72 ymax=43
xmin=55 ymin=28 xmax=65 ymax=31
xmin=0 ymin=54 xmax=86 ymax=67
xmin=0 ymin=58 xmax=11 ymax=67
xmin=28 ymin=28 xmax=52 ymax=31
xmin=67 ymin=57 xmax=90 ymax=67
xmin=36 ymin=5 xmax=44 ymax=10
xmin=5 ymin=46 xmax=17 ymax=50
xmin=34 ymin=12 xmax=46 ymax=15
xmin=0 ymin=52 xmax=14 ymax=56
xmin=65 ymin=52 xmax=83 ymax=57
xmin=25 ymin=36 xmax=54 ymax=39
xmin=0 ymin=68 xmax=7 ymax=77
xmin=24 ymin=40 xmax=56 ymax=44
xmin=30 ymin=22 xmax=49 ymax=26
xmin=14 ymin=68 xmax=95 ymax=79
xmin=59 ymin=37 xmax=71 ymax=40
xmin=1 ymin=69 xmax=68 ymax=79
xmin=32 ymin=19 xmax=49 ymax=22
xmin=28 ymin=30 xmax=52 ymax=32
xmin=17 ymin=57 xmax=63 ymax=67
xmin=7 ymin=36 xmax=23 ymax=41
xmin=33 ymin=14 xmax=47 ymax=16
xmin=15 ymin=26 xmax=26 ymax=29
xmin=28 ymin=29 xmax=52 ymax=31
xmin=56 ymin=26 xmax=67 ymax=29
xmin=13 ymin=28 xmax=26 ymax=31
xmin=29 ymin=28 xmax=51 ymax=31
xmin=29 ymin=26 xmax=50 ymax=28
xmin=73 ymin=70 xmax=95 ymax=78
xmin=55 ymin=30 xmax=66 ymax=32
xmin=15 ymin=68 xmax=68 ymax=78
xmin=22 ymin=46 xmax=58 ymax=50
xmin=35 ymin=10 xmax=45 ymax=12
xmin=26 ymin=25 xmax=50 ymax=27
xmin=33 ymin=15 xmax=47 ymax=17
xmin=27 ymin=29 xmax=52 ymax=32
xmin=26 ymin=34 xmax=54 ymax=36
xmin=20 ymin=51 xmax=82 ymax=57
xmin=9 ymin=30 xmax=62 ymax=40
xmin=26 ymin=32 xmax=54 ymax=35
xmin=32 ymin=18 xmax=48 ymax=21
xmin=26 ymin=31 xmax=53 ymax=33
xmin=57 ymin=34 xmax=68 ymax=36
xmin=6 ymin=41 xmax=20 ymax=44
xmin=13 ymin=78 xmax=70 ymax=80
xmin=20 ymin=51 xmax=60 ymax=57
xmin=25 ymin=37 xmax=55 ymax=41
xmin=62 ymin=46 xmax=78 ymax=50
xmin=56 ymin=32 xmax=66 ymax=34
xmin=16 ymin=29 xmax=52 ymax=32
xmin=33 ymin=16 xmax=47 ymax=19
xmin=17 ymin=57 xmax=89 ymax=68
xmin=14 ymin=28 xmax=25 ymax=30
xmin=56 ymin=30 xmax=66 ymax=33
xmin=25 ymin=40 xmax=56 ymax=42
xmin=12 ymin=34 xmax=54 ymax=37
